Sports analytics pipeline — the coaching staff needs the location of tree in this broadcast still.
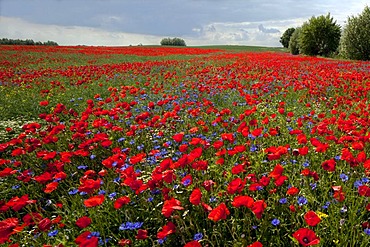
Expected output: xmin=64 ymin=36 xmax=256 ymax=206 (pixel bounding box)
xmin=299 ymin=13 xmax=341 ymax=57
xmin=340 ymin=6 xmax=370 ymax=61
xmin=280 ymin=27 xmax=295 ymax=48
xmin=160 ymin=37 xmax=186 ymax=46
xmin=289 ymin=27 xmax=301 ymax=55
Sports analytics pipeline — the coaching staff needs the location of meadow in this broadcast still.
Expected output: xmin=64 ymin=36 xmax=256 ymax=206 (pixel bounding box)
xmin=0 ymin=45 xmax=369 ymax=247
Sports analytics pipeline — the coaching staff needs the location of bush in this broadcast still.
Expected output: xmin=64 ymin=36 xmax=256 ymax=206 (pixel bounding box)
xmin=289 ymin=27 xmax=301 ymax=55
xmin=340 ymin=6 xmax=370 ymax=61
xmin=299 ymin=14 xmax=341 ymax=57
xmin=160 ymin=37 xmax=186 ymax=46
xmin=280 ymin=28 xmax=296 ymax=48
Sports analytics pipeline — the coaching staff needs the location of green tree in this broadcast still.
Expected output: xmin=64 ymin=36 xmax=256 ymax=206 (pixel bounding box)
xmin=160 ymin=37 xmax=186 ymax=46
xmin=340 ymin=6 xmax=370 ymax=60
xmin=299 ymin=13 xmax=341 ymax=57
xmin=280 ymin=27 xmax=295 ymax=48
xmin=289 ymin=27 xmax=301 ymax=55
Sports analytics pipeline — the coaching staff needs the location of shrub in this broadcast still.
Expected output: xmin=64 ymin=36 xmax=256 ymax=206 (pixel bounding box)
xmin=340 ymin=6 xmax=370 ymax=61
xmin=299 ymin=14 xmax=341 ymax=57
xmin=280 ymin=27 xmax=296 ymax=48
xmin=160 ymin=37 xmax=186 ymax=46
xmin=289 ymin=27 xmax=301 ymax=55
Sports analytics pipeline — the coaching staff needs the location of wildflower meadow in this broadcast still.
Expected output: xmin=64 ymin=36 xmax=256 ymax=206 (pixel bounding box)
xmin=0 ymin=45 xmax=369 ymax=246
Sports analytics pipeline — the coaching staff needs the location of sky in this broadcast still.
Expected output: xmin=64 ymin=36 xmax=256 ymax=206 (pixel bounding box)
xmin=0 ymin=0 xmax=368 ymax=47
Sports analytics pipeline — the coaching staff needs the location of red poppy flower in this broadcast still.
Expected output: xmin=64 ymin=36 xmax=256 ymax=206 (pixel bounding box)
xmin=321 ymin=159 xmax=336 ymax=172
xmin=84 ymin=195 xmax=105 ymax=208
xmin=114 ymin=196 xmax=131 ymax=209
xmin=304 ymin=211 xmax=321 ymax=227
xmin=157 ymin=221 xmax=176 ymax=239
xmin=208 ymin=203 xmax=230 ymax=222
xmin=227 ymin=177 xmax=246 ymax=194
xmin=358 ymin=185 xmax=370 ymax=197
xmin=44 ymin=181 xmax=59 ymax=193
xmin=39 ymin=100 xmax=49 ymax=106
xmin=286 ymin=187 xmax=300 ymax=196
xmin=118 ymin=239 xmax=132 ymax=246
xmin=173 ymin=133 xmax=184 ymax=142
xmin=184 ymin=241 xmax=202 ymax=247
xmin=0 ymin=218 xmax=18 ymax=244
xmin=76 ymin=216 xmax=92 ymax=228
xmin=251 ymin=200 xmax=267 ymax=219
xmin=75 ymin=231 xmax=99 ymax=247
xmin=292 ymin=228 xmax=320 ymax=246
xmin=162 ymin=198 xmax=184 ymax=217
xmin=38 ymin=218 xmax=52 ymax=232
xmin=332 ymin=186 xmax=346 ymax=202
xmin=247 ymin=241 xmax=263 ymax=247
xmin=231 ymin=195 xmax=254 ymax=208
xmin=268 ymin=164 xmax=284 ymax=179
xmin=136 ymin=229 xmax=148 ymax=240
xmin=189 ymin=188 xmax=202 ymax=205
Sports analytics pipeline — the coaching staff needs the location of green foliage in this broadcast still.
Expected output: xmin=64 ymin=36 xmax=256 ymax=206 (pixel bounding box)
xmin=288 ymin=27 xmax=301 ymax=55
xmin=340 ymin=6 xmax=370 ymax=61
xmin=160 ymin=37 xmax=186 ymax=46
xmin=0 ymin=38 xmax=58 ymax=46
xmin=299 ymin=14 xmax=341 ymax=57
xmin=280 ymin=27 xmax=296 ymax=48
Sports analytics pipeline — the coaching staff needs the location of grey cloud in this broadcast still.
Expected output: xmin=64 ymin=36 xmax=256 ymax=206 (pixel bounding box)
xmin=258 ymin=24 xmax=280 ymax=33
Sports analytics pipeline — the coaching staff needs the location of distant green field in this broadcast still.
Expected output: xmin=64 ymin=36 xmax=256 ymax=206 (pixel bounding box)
xmin=193 ymin=45 xmax=288 ymax=52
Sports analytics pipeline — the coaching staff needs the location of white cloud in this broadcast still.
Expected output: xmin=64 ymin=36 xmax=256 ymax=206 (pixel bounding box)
xmin=0 ymin=16 xmax=161 ymax=46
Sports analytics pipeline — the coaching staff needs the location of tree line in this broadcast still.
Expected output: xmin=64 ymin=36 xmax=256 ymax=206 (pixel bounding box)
xmin=280 ymin=6 xmax=370 ymax=61
xmin=0 ymin=38 xmax=58 ymax=46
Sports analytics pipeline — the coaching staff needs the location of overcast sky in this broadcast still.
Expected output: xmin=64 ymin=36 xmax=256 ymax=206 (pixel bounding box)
xmin=0 ymin=0 xmax=368 ymax=47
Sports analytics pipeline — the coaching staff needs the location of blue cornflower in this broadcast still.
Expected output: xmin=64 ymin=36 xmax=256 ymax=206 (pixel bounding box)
xmin=354 ymin=180 xmax=363 ymax=188
xmin=88 ymin=232 xmax=100 ymax=239
xmin=302 ymin=160 xmax=310 ymax=167
xmin=210 ymin=196 xmax=217 ymax=203
xmin=158 ymin=237 xmax=167 ymax=244
xmin=310 ymin=183 xmax=317 ymax=190
xmin=250 ymin=145 xmax=258 ymax=152
xmin=98 ymin=190 xmax=106 ymax=195
xmin=193 ymin=233 xmax=203 ymax=241
xmin=271 ymin=218 xmax=280 ymax=226
xmin=108 ymin=192 xmax=117 ymax=199
xmin=322 ymin=201 xmax=331 ymax=209
xmin=90 ymin=154 xmax=96 ymax=160
xmin=297 ymin=196 xmax=308 ymax=206
xmin=340 ymin=173 xmax=349 ymax=182
xmin=364 ymin=228 xmax=370 ymax=235
xmin=68 ymin=189 xmax=78 ymax=195
xmin=182 ymin=179 xmax=191 ymax=186
xmin=12 ymin=184 xmax=20 ymax=190
xmin=279 ymin=198 xmax=288 ymax=204
xmin=77 ymin=165 xmax=88 ymax=170
xmin=119 ymin=222 xmax=143 ymax=231
xmin=48 ymin=230 xmax=58 ymax=237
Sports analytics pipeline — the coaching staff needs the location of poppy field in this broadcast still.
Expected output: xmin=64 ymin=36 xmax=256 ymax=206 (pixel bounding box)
xmin=0 ymin=45 xmax=370 ymax=247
